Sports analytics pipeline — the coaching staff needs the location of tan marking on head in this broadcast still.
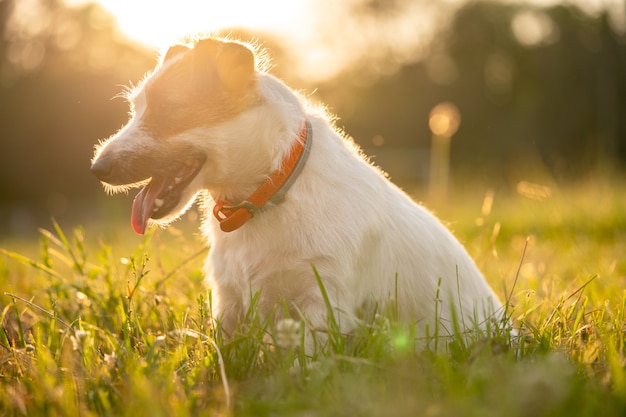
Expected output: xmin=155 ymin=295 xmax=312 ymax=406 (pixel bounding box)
xmin=141 ymin=38 xmax=259 ymax=139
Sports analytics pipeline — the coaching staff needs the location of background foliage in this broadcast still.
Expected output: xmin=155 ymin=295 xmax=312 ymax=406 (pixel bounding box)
xmin=0 ymin=0 xmax=625 ymax=235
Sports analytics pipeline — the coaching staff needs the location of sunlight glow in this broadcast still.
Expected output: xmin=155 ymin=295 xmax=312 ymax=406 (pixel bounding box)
xmin=63 ymin=0 xmax=438 ymax=81
xmin=66 ymin=0 xmax=310 ymax=48
xmin=62 ymin=0 xmax=626 ymax=81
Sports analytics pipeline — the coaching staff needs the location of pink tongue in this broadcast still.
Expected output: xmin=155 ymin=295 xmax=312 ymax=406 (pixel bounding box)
xmin=131 ymin=177 xmax=167 ymax=235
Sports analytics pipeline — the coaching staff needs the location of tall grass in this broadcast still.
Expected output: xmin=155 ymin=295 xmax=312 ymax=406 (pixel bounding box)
xmin=1 ymin=180 xmax=625 ymax=416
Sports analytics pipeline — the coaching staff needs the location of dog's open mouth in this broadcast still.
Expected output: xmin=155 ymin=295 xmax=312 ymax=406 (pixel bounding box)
xmin=131 ymin=157 xmax=205 ymax=235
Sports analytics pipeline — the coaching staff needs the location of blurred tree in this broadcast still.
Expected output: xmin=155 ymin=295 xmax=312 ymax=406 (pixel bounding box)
xmin=0 ymin=0 xmax=153 ymax=228
xmin=314 ymin=1 xmax=626 ymax=183
xmin=443 ymin=2 xmax=626 ymax=178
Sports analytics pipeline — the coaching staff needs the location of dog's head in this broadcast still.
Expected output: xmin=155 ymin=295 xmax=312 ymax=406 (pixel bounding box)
xmin=91 ymin=38 xmax=259 ymax=234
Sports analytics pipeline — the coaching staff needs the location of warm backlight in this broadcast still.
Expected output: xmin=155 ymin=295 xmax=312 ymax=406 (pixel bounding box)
xmin=66 ymin=0 xmax=309 ymax=48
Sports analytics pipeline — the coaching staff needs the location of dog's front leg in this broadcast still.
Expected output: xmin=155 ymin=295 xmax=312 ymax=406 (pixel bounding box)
xmin=210 ymin=283 xmax=245 ymax=339
xmin=294 ymin=296 xmax=358 ymax=355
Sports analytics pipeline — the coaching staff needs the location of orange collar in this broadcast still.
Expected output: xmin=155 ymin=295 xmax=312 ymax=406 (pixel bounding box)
xmin=212 ymin=120 xmax=312 ymax=232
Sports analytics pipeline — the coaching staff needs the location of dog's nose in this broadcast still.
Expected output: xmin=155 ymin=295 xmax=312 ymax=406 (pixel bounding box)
xmin=91 ymin=158 xmax=113 ymax=181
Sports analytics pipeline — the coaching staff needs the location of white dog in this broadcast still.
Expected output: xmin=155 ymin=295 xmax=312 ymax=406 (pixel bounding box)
xmin=91 ymin=37 xmax=505 ymax=345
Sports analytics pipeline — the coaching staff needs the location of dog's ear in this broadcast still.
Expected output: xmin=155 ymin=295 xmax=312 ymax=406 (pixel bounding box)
xmin=162 ymin=44 xmax=189 ymax=63
xmin=215 ymin=41 xmax=256 ymax=91
xmin=193 ymin=39 xmax=255 ymax=92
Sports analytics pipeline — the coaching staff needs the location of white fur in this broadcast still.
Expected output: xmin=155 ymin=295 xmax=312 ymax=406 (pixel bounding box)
xmin=94 ymin=46 xmax=505 ymax=345
xmin=198 ymin=73 xmax=504 ymax=340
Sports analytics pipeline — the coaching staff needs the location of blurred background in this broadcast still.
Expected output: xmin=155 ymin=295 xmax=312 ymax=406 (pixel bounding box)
xmin=0 ymin=0 xmax=624 ymax=237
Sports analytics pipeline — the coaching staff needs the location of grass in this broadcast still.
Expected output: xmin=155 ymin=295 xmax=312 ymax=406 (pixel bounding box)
xmin=1 ymin=179 xmax=626 ymax=416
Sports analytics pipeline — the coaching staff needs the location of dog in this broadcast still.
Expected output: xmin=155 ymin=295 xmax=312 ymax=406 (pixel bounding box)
xmin=91 ymin=37 xmax=506 ymax=346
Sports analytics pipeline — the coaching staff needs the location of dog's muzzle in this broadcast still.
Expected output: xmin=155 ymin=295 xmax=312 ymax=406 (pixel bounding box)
xmin=90 ymin=157 xmax=114 ymax=183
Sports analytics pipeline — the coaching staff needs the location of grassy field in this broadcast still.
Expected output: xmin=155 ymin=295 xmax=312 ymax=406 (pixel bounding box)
xmin=1 ymin=179 xmax=625 ymax=416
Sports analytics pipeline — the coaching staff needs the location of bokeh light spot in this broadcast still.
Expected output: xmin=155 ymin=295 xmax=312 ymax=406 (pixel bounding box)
xmin=429 ymin=102 xmax=461 ymax=137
